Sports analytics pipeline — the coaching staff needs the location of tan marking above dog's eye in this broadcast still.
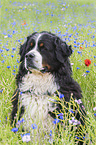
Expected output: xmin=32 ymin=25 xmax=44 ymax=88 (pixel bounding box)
xmin=31 ymin=42 xmax=33 ymax=46
xmin=39 ymin=43 xmax=44 ymax=47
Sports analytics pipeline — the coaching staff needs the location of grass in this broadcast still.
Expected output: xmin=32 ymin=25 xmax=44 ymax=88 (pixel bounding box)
xmin=0 ymin=0 xmax=96 ymax=144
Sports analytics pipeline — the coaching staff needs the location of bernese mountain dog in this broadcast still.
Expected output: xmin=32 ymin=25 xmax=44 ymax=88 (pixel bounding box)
xmin=11 ymin=31 xmax=86 ymax=144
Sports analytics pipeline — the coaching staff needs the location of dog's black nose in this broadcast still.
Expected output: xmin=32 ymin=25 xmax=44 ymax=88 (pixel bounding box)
xmin=25 ymin=53 xmax=35 ymax=59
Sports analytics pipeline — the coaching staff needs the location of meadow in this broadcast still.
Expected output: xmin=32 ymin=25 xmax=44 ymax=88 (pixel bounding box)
xmin=0 ymin=0 xmax=96 ymax=144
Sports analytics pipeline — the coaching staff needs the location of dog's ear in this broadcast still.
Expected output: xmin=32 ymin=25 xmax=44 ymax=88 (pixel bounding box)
xmin=19 ymin=36 xmax=31 ymax=62
xmin=54 ymin=37 xmax=72 ymax=63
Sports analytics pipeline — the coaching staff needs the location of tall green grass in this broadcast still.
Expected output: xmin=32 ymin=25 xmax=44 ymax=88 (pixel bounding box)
xmin=0 ymin=0 xmax=96 ymax=144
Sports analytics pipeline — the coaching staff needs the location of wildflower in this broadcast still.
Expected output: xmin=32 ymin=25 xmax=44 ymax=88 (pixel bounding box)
xmin=12 ymin=73 xmax=16 ymax=76
xmin=12 ymin=48 xmax=16 ymax=51
xmin=53 ymin=118 xmax=60 ymax=124
xmin=82 ymin=105 xmax=85 ymax=109
xmin=77 ymin=51 xmax=82 ymax=54
xmin=4 ymin=36 xmax=8 ymax=38
xmin=69 ymin=109 xmax=75 ymax=114
xmin=59 ymin=94 xmax=64 ymax=99
xmin=69 ymin=117 xmax=81 ymax=125
xmin=8 ymin=34 xmax=12 ymax=38
xmin=94 ymin=113 xmax=96 ymax=117
xmin=6 ymin=48 xmax=9 ymax=51
xmin=80 ymin=46 xmax=84 ymax=49
xmin=49 ymin=130 xmax=52 ymax=137
xmin=84 ymin=59 xmax=91 ymax=66
xmin=86 ymin=70 xmax=90 ymax=73
xmin=22 ymin=20 xmax=26 ymax=26
xmin=0 ymin=90 xmax=3 ymax=93
xmin=12 ymin=30 xmax=16 ymax=34
xmin=21 ymin=133 xmax=31 ymax=142
xmin=20 ymin=92 xmax=22 ymax=95
xmin=11 ymin=127 xmax=18 ymax=133
xmin=93 ymin=107 xmax=96 ymax=111
xmin=58 ymin=113 xmax=64 ymax=120
xmin=16 ymin=118 xmax=25 ymax=127
xmin=17 ymin=59 xmax=20 ymax=63
xmin=7 ymin=66 xmax=11 ymax=69
xmin=82 ymin=73 xmax=88 ymax=77
xmin=71 ymin=63 xmax=74 ymax=66
xmin=77 ymin=67 xmax=80 ymax=70
xmin=11 ymin=55 xmax=14 ymax=58
xmin=31 ymin=123 xmax=37 ymax=129
xmin=75 ymin=136 xmax=79 ymax=139
xmin=1 ymin=60 xmax=5 ymax=63
xmin=75 ymin=99 xmax=82 ymax=104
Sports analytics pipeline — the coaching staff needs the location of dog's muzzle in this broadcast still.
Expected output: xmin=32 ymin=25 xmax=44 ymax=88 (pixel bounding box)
xmin=24 ymin=50 xmax=43 ymax=72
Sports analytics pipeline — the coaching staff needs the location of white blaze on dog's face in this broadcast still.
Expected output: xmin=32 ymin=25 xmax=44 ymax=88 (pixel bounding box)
xmin=21 ymin=31 xmax=72 ymax=72
xmin=25 ymin=33 xmax=43 ymax=71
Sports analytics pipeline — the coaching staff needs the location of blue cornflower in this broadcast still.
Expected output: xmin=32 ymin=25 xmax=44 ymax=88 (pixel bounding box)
xmin=74 ymin=45 xmax=77 ymax=48
xmin=49 ymin=130 xmax=52 ymax=137
xmin=1 ymin=60 xmax=5 ymax=63
xmin=0 ymin=90 xmax=3 ymax=93
xmin=86 ymin=70 xmax=90 ymax=73
xmin=53 ymin=119 xmax=60 ymax=124
xmin=75 ymin=136 xmax=79 ymax=139
xmin=12 ymin=48 xmax=16 ymax=51
xmin=12 ymin=30 xmax=16 ymax=34
xmin=11 ymin=55 xmax=14 ymax=58
xmin=59 ymin=94 xmax=64 ymax=99
xmin=50 ymin=130 xmax=52 ymax=134
xmin=69 ymin=109 xmax=75 ymax=114
xmin=11 ymin=127 xmax=18 ymax=133
xmin=17 ymin=59 xmax=20 ymax=63
xmin=31 ymin=123 xmax=37 ymax=129
xmin=8 ymin=34 xmax=12 ymax=38
xmin=58 ymin=113 xmax=64 ymax=120
xmin=16 ymin=118 xmax=25 ymax=127
xmin=20 ymin=92 xmax=22 ymax=95
xmin=7 ymin=66 xmax=11 ymax=69
xmin=94 ymin=113 xmax=96 ymax=117
xmin=6 ymin=48 xmax=9 ymax=51
xmin=77 ymin=51 xmax=82 ymax=54
xmin=77 ymin=67 xmax=80 ymax=70
xmin=12 ymin=73 xmax=16 ymax=76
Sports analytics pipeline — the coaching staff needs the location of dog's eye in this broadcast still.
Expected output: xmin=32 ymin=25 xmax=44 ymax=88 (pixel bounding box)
xmin=30 ymin=42 xmax=33 ymax=47
xmin=38 ymin=42 xmax=44 ymax=50
xmin=39 ymin=43 xmax=44 ymax=47
xmin=29 ymin=40 xmax=35 ymax=49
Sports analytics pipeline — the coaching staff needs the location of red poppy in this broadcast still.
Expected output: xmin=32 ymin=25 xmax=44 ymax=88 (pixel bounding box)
xmin=80 ymin=46 xmax=84 ymax=49
xmin=84 ymin=59 xmax=91 ymax=66
xmin=22 ymin=20 xmax=26 ymax=26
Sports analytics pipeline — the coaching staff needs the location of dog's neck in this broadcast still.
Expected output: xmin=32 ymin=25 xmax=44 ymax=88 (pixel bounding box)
xmin=19 ymin=69 xmax=59 ymax=96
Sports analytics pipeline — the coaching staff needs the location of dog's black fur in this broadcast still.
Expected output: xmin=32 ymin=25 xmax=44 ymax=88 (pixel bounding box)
xmin=11 ymin=31 xmax=86 ymax=144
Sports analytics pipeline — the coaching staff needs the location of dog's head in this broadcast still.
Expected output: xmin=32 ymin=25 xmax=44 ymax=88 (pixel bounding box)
xmin=19 ymin=31 xmax=72 ymax=72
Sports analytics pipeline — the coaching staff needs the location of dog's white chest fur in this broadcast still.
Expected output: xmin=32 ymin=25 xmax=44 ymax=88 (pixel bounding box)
xmin=19 ymin=70 xmax=58 ymax=132
xmin=20 ymin=70 xmax=58 ymax=96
